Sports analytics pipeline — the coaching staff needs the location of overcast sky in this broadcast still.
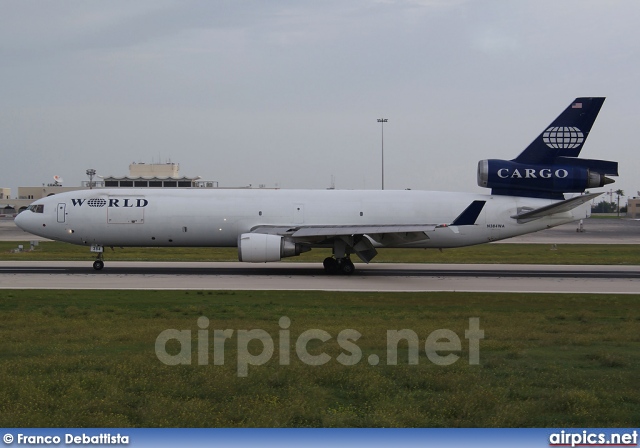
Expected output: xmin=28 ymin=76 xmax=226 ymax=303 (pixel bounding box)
xmin=1 ymin=0 xmax=639 ymax=200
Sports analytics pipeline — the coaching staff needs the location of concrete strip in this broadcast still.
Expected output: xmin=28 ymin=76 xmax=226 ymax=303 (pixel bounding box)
xmin=0 ymin=261 xmax=638 ymax=293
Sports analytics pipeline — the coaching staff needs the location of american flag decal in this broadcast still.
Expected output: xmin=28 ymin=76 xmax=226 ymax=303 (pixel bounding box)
xmin=572 ymin=102 xmax=582 ymax=109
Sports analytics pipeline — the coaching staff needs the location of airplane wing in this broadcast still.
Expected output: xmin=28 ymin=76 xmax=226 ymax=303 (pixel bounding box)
xmin=510 ymin=193 xmax=601 ymax=223
xmin=249 ymin=200 xmax=487 ymax=263
xmin=251 ymin=200 xmax=486 ymax=238
xmin=291 ymin=224 xmax=438 ymax=237
xmin=250 ymin=224 xmax=437 ymax=237
xmin=250 ymin=224 xmax=437 ymax=263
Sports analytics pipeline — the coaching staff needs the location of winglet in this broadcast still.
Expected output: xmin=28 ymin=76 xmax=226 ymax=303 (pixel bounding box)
xmin=451 ymin=200 xmax=486 ymax=226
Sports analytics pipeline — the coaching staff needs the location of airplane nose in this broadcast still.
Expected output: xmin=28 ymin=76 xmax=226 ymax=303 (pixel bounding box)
xmin=14 ymin=211 xmax=26 ymax=230
xmin=14 ymin=210 xmax=34 ymax=233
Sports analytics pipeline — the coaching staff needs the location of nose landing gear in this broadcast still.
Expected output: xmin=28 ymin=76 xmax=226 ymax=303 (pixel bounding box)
xmin=91 ymin=245 xmax=105 ymax=271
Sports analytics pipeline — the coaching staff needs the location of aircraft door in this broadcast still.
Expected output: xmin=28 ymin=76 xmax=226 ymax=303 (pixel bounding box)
xmin=57 ymin=203 xmax=66 ymax=223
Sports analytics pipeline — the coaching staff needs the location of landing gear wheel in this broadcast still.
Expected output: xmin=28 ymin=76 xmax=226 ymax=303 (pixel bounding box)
xmin=323 ymin=257 xmax=339 ymax=274
xmin=93 ymin=260 xmax=104 ymax=271
xmin=324 ymin=257 xmax=355 ymax=275
xmin=339 ymin=259 xmax=355 ymax=275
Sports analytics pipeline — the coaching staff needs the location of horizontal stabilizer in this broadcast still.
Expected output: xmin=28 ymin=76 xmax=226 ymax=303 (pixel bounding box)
xmin=510 ymin=193 xmax=601 ymax=223
xmin=553 ymin=157 xmax=619 ymax=176
xmin=451 ymin=200 xmax=486 ymax=226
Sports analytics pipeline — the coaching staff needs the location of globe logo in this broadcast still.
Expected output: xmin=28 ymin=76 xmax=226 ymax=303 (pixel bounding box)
xmin=542 ymin=126 xmax=584 ymax=149
xmin=88 ymin=198 xmax=107 ymax=207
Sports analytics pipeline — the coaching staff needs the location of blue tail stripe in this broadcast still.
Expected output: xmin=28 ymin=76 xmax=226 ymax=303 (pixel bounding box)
xmin=452 ymin=201 xmax=486 ymax=226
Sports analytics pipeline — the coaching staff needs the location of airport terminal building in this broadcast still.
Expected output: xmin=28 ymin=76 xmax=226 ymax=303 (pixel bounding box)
xmin=627 ymin=198 xmax=640 ymax=219
xmin=1 ymin=163 xmax=228 ymax=216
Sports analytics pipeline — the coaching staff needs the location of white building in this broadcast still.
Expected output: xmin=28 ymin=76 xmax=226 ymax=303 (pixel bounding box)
xmin=1 ymin=162 xmax=224 ymax=215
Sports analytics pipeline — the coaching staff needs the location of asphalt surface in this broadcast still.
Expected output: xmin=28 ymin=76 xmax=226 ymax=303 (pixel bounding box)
xmin=0 ymin=261 xmax=638 ymax=293
xmin=1 ymin=261 xmax=639 ymax=278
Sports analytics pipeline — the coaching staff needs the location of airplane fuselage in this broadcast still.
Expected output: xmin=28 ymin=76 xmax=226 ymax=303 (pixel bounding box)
xmin=16 ymin=188 xmax=588 ymax=249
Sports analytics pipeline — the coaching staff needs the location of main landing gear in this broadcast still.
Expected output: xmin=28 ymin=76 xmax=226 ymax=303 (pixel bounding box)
xmin=323 ymin=237 xmax=362 ymax=275
xmin=323 ymin=256 xmax=355 ymax=275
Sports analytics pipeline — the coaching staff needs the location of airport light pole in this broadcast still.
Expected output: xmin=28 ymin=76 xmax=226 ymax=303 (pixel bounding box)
xmin=377 ymin=118 xmax=388 ymax=190
xmin=86 ymin=169 xmax=96 ymax=190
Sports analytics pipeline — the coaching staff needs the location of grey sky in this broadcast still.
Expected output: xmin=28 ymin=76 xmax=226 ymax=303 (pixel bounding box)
xmin=1 ymin=0 xmax=639 ymax=199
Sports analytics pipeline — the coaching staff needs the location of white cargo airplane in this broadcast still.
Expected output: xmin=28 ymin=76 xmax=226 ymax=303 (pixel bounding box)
xmin=16 ymin=98 xmax=617 ymax=274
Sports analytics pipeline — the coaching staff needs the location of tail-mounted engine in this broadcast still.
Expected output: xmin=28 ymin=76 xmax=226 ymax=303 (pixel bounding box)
xmin=477 ymin=158 xmax=618 ymax=199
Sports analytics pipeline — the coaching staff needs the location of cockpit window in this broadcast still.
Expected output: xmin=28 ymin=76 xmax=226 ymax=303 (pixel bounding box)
xmin=28 ymin=204 xmax=44 ymax=213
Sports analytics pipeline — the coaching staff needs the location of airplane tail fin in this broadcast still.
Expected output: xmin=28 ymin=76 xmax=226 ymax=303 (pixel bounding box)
xmin=477 ymin=97 xmax=618 ymax=200
xmin=513 ymin=97 xmax=605 ymax=164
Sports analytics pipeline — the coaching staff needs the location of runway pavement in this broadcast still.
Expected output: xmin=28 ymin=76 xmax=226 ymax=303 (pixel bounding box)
xmin=0 ymin=261 xmax=638 ymax=293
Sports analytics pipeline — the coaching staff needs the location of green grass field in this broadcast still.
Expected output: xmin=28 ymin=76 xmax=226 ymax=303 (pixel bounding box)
xmin=2 ymin=240 xmax=640 ymax=265
xmin=0 ymin=290 xmax=638 ymax=427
